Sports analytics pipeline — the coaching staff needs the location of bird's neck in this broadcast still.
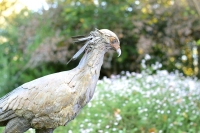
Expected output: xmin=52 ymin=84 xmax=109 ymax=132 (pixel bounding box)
xmin=69 ymin=45 xmax=106 ymax=107
xmin=76 ymin=46 xmax=106 ymax=70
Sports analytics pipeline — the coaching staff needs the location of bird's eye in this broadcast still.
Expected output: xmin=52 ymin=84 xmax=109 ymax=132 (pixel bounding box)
xmin=111 ymin=39 xmax=117 ymax=44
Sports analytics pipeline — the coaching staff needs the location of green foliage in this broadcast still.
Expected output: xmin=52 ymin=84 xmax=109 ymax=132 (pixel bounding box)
xmin=197 ymin=40 xmax=200 ymax=46
xmin=0 ymin=0 xmax=200 ymax=97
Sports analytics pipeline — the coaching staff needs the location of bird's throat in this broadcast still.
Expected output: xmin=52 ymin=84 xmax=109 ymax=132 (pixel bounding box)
xmin=77 ymin=47 xmax=105 ymax=70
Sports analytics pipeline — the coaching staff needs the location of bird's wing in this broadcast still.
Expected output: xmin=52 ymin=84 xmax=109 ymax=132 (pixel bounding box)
xmin=0 ymin=68 xmax=81 ymax=120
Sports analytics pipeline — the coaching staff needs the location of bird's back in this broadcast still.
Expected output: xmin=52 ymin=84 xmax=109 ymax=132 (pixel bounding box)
xmin=0 ymin=67 xmax=95 ymax=128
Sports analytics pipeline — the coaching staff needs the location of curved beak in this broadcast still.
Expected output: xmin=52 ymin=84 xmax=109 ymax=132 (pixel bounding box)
xmin=116 ymin=48 xmax=121 ymax=57
xmin=111 ymin=43 xmax=121 ymax=57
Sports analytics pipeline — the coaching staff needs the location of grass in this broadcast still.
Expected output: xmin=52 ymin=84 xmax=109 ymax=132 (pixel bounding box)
xmin=0 ymin=70 xmax=200 ymax=133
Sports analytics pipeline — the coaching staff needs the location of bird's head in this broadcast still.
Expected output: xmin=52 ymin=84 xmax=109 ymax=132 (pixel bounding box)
xmin=68 ymin=29 xmax=121 ymax=64
xmin=98 ymin=29 xmax=121 ymax=57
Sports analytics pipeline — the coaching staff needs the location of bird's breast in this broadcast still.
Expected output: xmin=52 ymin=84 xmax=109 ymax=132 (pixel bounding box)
xmin=61 ymin=71 xmax=99 ymax=126
xmin=30 ymin=67 xmax=100 ymax=128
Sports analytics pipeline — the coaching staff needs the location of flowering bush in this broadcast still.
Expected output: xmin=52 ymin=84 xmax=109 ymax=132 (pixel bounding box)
xmin=54 ymin=70 xmax=200 ymax=133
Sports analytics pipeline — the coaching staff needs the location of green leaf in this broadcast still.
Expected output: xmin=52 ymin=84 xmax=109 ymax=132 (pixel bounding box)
xmin=196 ymin=40 xmax=200 ymax=46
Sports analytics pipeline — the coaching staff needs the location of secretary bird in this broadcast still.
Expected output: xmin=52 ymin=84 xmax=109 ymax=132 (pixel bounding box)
xmin=0 ymin=29 xmax=121 ymax=133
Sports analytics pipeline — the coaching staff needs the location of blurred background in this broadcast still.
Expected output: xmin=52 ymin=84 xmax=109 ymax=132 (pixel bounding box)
xmin=0 ymin=0 xmax=200 ymax=132
xmin=0 ymin=0 xmax=200 ymax=95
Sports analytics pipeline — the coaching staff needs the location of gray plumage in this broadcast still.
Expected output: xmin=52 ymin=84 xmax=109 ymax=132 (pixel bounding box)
xmin=0 ymin=29 xmax=121 ymax=133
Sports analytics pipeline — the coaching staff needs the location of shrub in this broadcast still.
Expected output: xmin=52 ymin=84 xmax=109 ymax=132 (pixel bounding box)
xmin=54 ymin=70 xmax=200 ymax=133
